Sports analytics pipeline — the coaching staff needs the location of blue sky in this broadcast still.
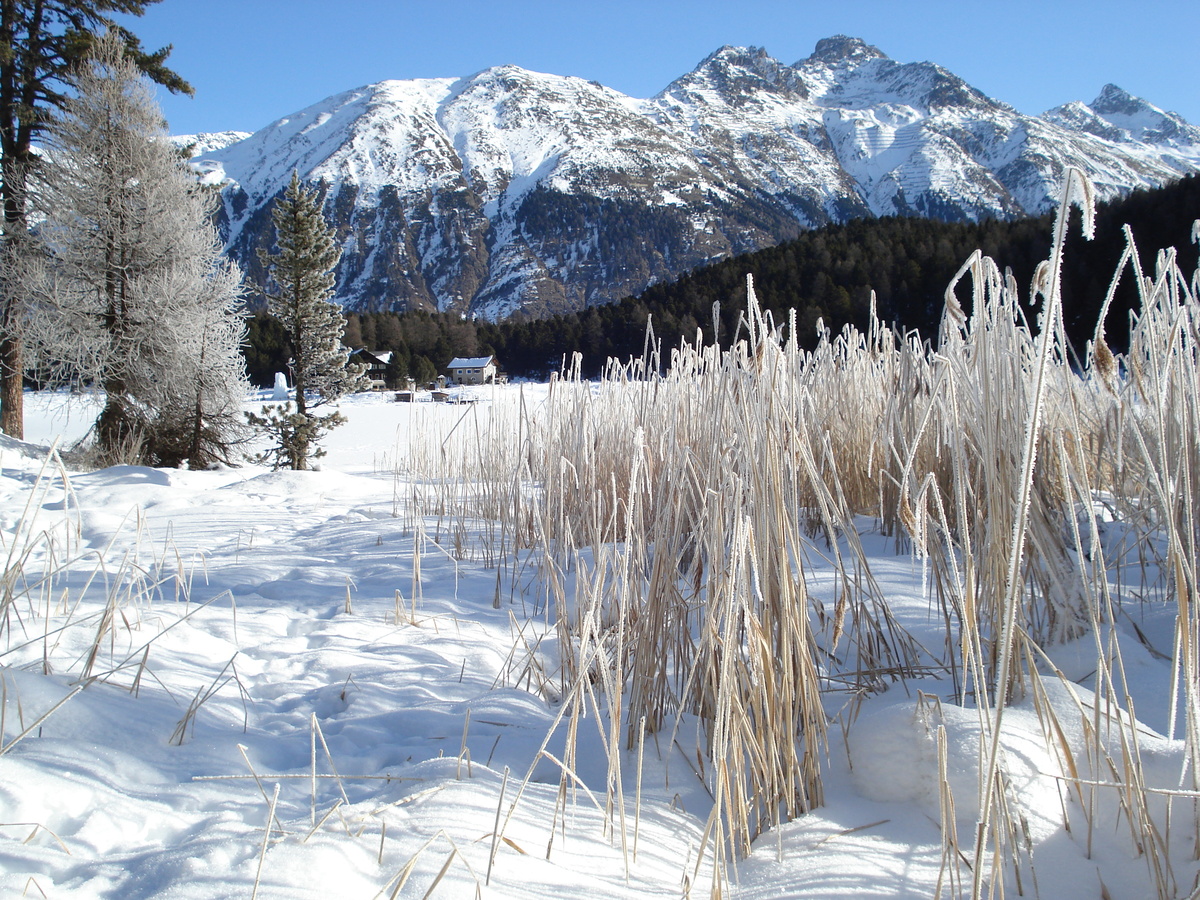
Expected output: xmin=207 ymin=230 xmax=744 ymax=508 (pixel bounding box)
xmin=117 ymin=0 xmax=1199 ymax=136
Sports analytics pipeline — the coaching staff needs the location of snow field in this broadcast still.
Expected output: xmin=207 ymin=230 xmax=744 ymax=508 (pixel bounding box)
xmin=1 ymin=386 xmax=723 ymax=898
xmin=0 ymin=362 xmax=1194 ymax=899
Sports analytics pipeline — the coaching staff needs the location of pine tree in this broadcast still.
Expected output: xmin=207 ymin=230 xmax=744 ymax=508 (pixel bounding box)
xmin=0 ymin=0 xmax=190 ymax=439
xmin=248 ymin=171 xmax=366 ymax=469
xmin=25 ymin=31 xmax=249 ymax=467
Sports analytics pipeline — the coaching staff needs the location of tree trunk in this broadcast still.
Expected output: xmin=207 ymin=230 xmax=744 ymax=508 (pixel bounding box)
xmin=291 ymin=320 xmax=308 ymax=469
xmin=0 ymin=329 xmax=22 ymax=438
xmin=1 ymin=153 xmax=28 ymax=440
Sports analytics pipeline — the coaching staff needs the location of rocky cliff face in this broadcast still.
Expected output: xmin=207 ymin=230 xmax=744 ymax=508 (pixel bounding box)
xmin=192 ymin=36 xmax=1200 ymax=320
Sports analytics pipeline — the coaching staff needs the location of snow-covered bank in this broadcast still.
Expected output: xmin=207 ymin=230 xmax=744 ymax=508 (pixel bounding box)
xmin=0 ymin=381 xmax=1194 ymax=898
xmin=3 ymin=386 xmax=711 ymax=898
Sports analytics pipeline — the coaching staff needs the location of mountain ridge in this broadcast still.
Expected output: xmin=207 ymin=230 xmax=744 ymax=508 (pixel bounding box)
xmin=187 ymin=36 xmax=1200 ymax=320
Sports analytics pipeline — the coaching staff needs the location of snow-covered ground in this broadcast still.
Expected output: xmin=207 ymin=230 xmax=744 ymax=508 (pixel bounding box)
xmin=0 ymin=386 xmax=1190 ymax=898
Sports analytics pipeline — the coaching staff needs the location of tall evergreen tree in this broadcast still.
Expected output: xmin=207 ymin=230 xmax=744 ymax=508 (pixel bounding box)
xmin=0 ymin=0 xmax=189 ymax=439
xmin=25 ymin=31 xmax=248 ymax=467
xmin=248 ymin=171 xmax=365 ymax=470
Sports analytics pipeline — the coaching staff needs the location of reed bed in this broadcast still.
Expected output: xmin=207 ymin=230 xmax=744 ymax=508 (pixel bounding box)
xmin=391 ymin=394 xmax=538 ymax=569
xmin=388 ymin=168 xmax=1200 ymax=898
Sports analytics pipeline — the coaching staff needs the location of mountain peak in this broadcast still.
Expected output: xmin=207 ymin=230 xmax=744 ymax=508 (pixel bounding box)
xmin=1091 ymin=83 xmax=1143 ymax=115
xmin=700 ymin=44 xmax=771 ymax=67
xmin=660 ymin=45 xmax=808 ymax=103
xmin=1070 ymin=82 xmax=1200 ymax=147
xmin=806 ymin=35 xmax=888 ymax=66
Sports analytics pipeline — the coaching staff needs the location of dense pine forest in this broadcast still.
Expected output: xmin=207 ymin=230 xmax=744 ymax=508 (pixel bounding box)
xmin=243 ymin=174 xmax=1200 ymax=386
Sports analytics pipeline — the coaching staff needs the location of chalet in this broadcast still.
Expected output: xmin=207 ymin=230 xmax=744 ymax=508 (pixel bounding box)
xmin=446 ymin=355 xmax=501 ymax=385
xmin=350 ymin=349 xmax=392 ymax=390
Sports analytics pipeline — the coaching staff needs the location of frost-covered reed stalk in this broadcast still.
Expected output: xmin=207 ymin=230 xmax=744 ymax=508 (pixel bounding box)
xmin=1110 ymin=220 xmax=1200 ymax=874
xmin=962 ymin=169 xmax=1094 ymax=898
xmin=895 ymin=172 xmax=1200 ymax=897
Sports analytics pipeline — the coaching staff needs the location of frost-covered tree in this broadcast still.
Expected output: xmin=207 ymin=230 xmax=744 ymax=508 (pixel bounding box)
xmin=1 ymin=0 xmax=190 ymax=439
xmin=247 ymin=171 xmax=365 ymax=470
xmin=130 ymin=256 xmax=251 ymax=467
xmin=26 ymin=31 xmax=249 ymax=467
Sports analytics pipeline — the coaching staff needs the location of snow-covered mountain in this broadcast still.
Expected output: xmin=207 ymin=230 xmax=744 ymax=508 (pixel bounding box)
xmin=193 ymin=36 xmax=1200 ymax=319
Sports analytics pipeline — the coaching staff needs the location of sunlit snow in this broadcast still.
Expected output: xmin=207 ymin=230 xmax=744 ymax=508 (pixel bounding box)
xmin=0 ymin=386 xmax=1189 ymax=898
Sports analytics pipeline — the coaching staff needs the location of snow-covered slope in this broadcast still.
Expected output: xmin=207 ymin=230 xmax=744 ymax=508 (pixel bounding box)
xmin=170 ymin=131 xmax=251 ymax=157
xmin=192 ymin=36 xmax=1200 ymax=319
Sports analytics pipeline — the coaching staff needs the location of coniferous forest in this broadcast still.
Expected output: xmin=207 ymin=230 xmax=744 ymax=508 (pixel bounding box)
xmin=243 ymin=174 xmax=1200 ymax=385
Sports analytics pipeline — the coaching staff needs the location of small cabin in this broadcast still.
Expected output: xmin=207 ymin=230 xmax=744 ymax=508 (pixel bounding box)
xmin=446 ymin=355 xmax=500 ymax=385
xmin=350 ymin=349 xmax=392 ymax=390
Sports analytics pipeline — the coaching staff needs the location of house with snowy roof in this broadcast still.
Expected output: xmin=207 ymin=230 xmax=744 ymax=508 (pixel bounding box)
xmin=350 ymin=349 xmax=393 ymax=390
xmin=446 ymin=355 xmax=501 ymax=385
